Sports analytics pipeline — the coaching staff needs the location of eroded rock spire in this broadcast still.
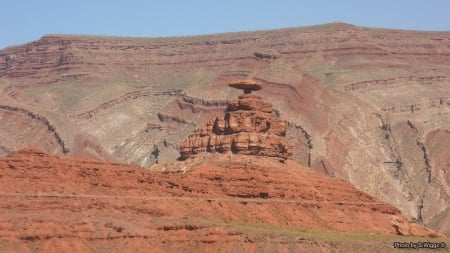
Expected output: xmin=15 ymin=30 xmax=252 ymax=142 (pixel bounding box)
xmin=179 ymin=80 xmax=292 ymax=160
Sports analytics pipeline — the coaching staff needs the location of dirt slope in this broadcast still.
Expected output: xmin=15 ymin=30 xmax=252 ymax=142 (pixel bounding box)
xmin=0 ymin=22 xmax=449 ymax=234
xmin=0 ymin=148 xmax=446 ymax=253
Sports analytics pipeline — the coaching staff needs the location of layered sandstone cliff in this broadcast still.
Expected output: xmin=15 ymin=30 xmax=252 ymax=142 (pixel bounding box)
xmin=1 ymin=23 xmax=449 ymax=236
xmin=179 ymin=81 xmax=293 ymax=160
xmin=0 ymin=148 xmax=445 ymax=253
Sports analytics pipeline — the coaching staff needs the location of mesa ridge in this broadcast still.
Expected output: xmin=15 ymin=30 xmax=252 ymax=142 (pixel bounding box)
xmin=0 ymin=23 xmax=449 ymax=237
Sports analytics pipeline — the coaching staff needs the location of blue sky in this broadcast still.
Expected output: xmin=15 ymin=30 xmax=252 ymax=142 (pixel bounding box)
xmin=1 ymin=0 xmax=450 ymax=49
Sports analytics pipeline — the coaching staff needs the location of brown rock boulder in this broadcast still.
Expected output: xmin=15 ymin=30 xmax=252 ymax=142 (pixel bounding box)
xmin=227 ymin=95 xmax=272 ymax=113
xmin=222 ymin=111 xmax=287 ymax=136
xmin=230 ymin=133 xmax=292 ymax=159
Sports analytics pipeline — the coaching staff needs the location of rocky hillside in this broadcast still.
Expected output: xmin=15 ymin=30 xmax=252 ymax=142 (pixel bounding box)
xmin=0 ymin=148 xmax=445 ymax=253
xmin=0 ymin=22 xmax=449 ymax=235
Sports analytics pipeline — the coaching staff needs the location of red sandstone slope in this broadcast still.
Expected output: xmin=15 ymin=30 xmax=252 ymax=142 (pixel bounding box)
xmin=0 ymin=148 xmax=445 ymax=253
xmin=0 ymin=22 xmax=449 ymax=236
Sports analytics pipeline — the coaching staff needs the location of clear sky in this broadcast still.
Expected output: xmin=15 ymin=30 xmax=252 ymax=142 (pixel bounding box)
xmin=1 ymin=0 xmax=450 ymax=49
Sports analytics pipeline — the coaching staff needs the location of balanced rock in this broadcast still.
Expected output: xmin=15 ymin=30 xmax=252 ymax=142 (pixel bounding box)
xmin=179 ymin=80 xmax=293 ymax=160
xmin=228 ymin=79 xmax=262 ymax=94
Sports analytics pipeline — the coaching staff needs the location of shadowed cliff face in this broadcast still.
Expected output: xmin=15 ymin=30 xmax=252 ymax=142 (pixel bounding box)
xmin=0 ymin=23 xmax=449 ymax=235
xmin=0 ymin=148 xmax=445 ymax=253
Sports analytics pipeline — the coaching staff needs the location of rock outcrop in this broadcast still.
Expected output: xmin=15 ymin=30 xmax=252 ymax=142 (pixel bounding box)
xmin=180 ymin=80 xmax=293 ymax=160
xmin=228 ymin=79 xmax=262 ymax=94
xmin=1 ymin=24 xmax=450 ymax=236
xmin=0 ymin=148 xmax=444 ymax=253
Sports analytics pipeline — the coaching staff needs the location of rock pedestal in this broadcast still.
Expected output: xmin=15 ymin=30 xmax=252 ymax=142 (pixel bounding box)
xmin=179 ymin=80 xmax=293 ymax=160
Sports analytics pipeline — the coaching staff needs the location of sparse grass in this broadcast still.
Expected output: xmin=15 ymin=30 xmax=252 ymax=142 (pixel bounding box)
xmin=219 ymin=222 xmax=450 ymax=253
xmin=217 ymin=221 xmax=448 ymax=244
xmin=0 ymin=239 xmax=7 ymax=250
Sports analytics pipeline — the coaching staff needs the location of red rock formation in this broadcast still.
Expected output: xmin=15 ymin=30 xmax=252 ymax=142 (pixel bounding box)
xmin=1 ymin=23 xmax=450 ymax=236
xmin=180 ymin=83 xmax=293 ymax=160
xmin=0 ymin=148 xmax=444 ymax=253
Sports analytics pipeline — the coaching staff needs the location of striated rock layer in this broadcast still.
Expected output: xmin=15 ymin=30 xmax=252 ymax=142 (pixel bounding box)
xmin=0 ymin=148 xmax=445 ymax=253
xmin=180 ymin=90 xmax=293 ymax=160
xmin=1 ymin=23 xmax=449 ymax=235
